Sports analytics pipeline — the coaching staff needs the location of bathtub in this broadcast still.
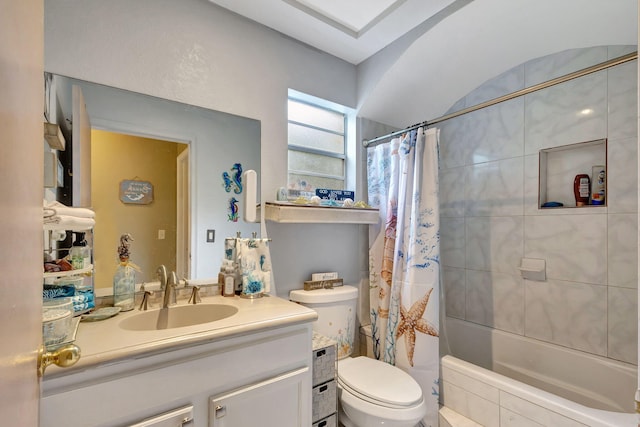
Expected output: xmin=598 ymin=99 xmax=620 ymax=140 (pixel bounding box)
xmin=440 ymin=317 xmax=637 ymax=427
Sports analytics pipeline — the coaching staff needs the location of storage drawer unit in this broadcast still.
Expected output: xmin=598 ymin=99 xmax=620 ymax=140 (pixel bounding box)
xmin=312 ymin=333 xmax=337 ymax=424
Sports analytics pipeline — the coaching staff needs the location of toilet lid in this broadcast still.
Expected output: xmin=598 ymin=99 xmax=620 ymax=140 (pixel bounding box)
xmin=338 ymin=357 xmax=423 ymax=408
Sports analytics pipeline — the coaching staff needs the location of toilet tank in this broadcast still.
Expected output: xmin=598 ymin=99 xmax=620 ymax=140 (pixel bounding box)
xmin=290 ymin=285 xmax=358 ymax=359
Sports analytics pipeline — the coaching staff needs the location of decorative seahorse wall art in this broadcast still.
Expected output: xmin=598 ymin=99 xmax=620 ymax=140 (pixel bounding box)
xmin=222 ymin=163 xmax=243 ymax=222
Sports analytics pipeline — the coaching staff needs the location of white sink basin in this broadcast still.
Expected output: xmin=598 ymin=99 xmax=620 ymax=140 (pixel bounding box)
xmin=119 ymin=304 xmax=239 ymax=331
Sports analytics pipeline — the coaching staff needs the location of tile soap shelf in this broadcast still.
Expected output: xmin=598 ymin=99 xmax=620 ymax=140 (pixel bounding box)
xmin=538 ymin=138 xmax=607 ymax=209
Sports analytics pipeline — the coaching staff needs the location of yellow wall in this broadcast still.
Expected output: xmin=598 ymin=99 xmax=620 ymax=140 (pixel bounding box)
xmin=91 ymin=130 xmax=184 ymax=288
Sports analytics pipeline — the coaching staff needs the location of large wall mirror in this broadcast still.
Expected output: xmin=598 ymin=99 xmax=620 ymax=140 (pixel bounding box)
xmin=46 ymin=74 xmax=261 ymax=291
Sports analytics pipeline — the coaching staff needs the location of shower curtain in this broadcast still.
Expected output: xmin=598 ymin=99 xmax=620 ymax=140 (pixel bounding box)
xmin=367 ymin=127 xmax=440 ymax=427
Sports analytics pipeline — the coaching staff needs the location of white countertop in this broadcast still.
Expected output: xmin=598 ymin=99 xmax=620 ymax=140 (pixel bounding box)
xmin=45 ymin=294 xmax=317 ymax=378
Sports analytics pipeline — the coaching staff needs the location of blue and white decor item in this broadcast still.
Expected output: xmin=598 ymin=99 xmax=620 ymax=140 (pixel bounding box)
xmin=237 ymin=237 xmax=272 ymax=297
xmin=367 ymin=127 xmax=441 ymax=427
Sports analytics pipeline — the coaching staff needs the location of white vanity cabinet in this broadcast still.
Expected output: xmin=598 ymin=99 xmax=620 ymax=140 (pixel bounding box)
xmin=40 ymin=322 xmax=313 ymax=427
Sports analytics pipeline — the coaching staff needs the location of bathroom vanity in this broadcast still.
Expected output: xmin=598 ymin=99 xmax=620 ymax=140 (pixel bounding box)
xmin=40 ymin=295 xmax=317 ymax=427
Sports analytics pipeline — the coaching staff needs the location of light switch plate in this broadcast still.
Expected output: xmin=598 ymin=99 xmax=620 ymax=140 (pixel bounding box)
xmin=207 ymin=229 xmax=215 ymax=242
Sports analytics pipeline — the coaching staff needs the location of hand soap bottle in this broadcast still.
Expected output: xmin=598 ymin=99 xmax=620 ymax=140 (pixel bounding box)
xmin=113 ymin=233 xmax=136 ymax=311
xmin=70 ymin=232 xmax=90 ymax=270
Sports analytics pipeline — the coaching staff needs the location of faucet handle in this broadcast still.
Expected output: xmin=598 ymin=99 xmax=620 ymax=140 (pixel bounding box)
xmin=139 ymin=291 xmax=152 ymax=311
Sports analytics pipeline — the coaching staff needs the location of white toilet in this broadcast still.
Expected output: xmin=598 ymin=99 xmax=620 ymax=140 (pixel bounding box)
xmin=290 ymin=285 xmax=427 ymax=427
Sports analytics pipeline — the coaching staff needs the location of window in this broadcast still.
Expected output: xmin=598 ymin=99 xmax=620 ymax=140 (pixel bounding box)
xmin=287 ymin=97 xmax=346 ymax=193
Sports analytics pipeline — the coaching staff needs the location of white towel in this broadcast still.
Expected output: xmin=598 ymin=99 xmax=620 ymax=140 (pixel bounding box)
xmin=44 ymin=215 xmax=95 ymax=230
xmin=237 ymin=238 xmax=272 ymax=295
xmin=44 ymin=201 xmax=95 ymax=219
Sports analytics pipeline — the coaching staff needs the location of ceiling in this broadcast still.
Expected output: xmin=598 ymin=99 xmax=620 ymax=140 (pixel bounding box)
xmin=207 ymin=0 xmax=457 ymax=64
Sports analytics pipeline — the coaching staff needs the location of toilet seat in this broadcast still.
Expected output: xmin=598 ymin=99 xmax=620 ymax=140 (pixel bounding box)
xmin=337 ymin=357 xmax=423 ymax=409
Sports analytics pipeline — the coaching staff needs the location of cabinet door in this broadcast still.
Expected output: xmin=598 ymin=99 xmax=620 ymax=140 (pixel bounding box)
xmin=210 ymin=368 xmax=308 ymax=427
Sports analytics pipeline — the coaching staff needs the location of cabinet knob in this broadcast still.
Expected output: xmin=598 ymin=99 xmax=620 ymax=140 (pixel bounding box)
xmin=37 ymin=344 xmax=81 ymax=377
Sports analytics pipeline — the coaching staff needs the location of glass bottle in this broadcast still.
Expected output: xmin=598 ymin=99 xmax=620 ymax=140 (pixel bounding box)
xmin=113 ymin=234 xmax=135 ymax=311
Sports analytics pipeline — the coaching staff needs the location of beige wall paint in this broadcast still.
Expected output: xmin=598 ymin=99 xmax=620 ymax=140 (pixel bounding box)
xmin=91 ymin=130 xmax=183 ymax=288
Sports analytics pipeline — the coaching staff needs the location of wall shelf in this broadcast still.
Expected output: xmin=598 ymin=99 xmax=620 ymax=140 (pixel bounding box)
xmin=260 ymin=202 xmax=379 ymax=224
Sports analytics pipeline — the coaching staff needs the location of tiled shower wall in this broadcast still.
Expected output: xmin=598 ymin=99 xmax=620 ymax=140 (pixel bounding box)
xmin=440 ymin=45 xmax=638 ymax=365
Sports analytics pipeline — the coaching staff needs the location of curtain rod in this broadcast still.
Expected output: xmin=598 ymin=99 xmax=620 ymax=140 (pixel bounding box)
xmin=363 ymin=51 xmax=638 ymax=148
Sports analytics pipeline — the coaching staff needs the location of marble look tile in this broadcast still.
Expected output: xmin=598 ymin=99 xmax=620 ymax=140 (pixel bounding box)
xmin=524 ymin=278 xmax=607 ymax=356
xmin=444 ymin=267 xmax=466 ymax=319
xmin=465 ymin=270 xmax=524 ymax=334
xmin=608 ymin=45 xmax=638 ymax=59
xmin=523 ymin=154 xmax=541 ymax=215
xmin=442 ymin=365 xmax=499 ymax=404
xmin=440 ymin=166 xmax=466 ymax=217
xmin=441 ymin=217 xmax=465 ymax=268
xmin=608 ymin=286 xmax=638 ymax=364
xmin=608 ymin=214 xmax=638 ymax=289
xmin=500 ymin=391 xmax=588 ymax=427
xmin=465 ymin=65 xmax=525 ymax=108
xmin=465 ymin=216 xmax=523 ymax=274
xmin=607 ymin=136 xmax=638 ymax=214
xmin=524 ymin=46 xmax=607 ymax=87
xmin=465 ymin=158 xmax=524 ymax=217
xmin=524 ymin=214 xmax=607 ymax=285
xmin=442 ymin=381 xmax=500 ymax=427
xmin=463 ymin=97 xmax=524 ymax=165
xmin=524 ymin=71 xmax=607 ymax=155
xmin=439 ymin=114 xmax=468 ymax=169
xmin=500 ymin=408 xmax=545 ymax=427
xmin=607 ymin=60 xmax=637 ymax=141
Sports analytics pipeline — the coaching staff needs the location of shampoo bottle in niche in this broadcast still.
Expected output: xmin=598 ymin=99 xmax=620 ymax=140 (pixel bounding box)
xmin=591 ymin=165 xmax=606 ymax=205
xmin=573 ymin=174 xmax=590 ymax=207
xmin=70 ymin=232 xmax=90 ymax=270
xmin=113 ymin=233 xmax=136 ymax=311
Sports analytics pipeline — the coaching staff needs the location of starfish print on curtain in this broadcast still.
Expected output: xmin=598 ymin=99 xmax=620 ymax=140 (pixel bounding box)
xmin=396 ymin=287 xmax=438 ymax=367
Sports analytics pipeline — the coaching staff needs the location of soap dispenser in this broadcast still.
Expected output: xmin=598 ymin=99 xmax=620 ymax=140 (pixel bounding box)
xmin=70 ymin=232 xmax=90 ymax=270
xmin=113 ymin=233 xmax=136 ymax=311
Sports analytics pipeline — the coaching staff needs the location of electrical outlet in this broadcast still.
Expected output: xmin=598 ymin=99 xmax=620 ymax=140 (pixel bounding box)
xmin=158 ymin=229 xmax=165 ymax=240
xmin=206 ymin=229 xmax=215 ymax=242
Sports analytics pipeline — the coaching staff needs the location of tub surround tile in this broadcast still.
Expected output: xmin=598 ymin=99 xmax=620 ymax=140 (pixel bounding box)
xmin=466 ymin=270 xmax=524 ymax=334
xmin=607 ymin=214 xmax=638 ymax=289
xmin=524 ymin=71 xmax=607 ymax=155
xmin=500 ymin=408 xmax=545 ymax=427
xmin=439 ymin=406 xmax=483 ymax=427
xmin=440 ymin=115 xmax=468 ymax=169
xmin=462 ymin=98 xmax=524 ymax=165
xmin=441 ymin=217 xmax=466 ymax=268
xmin=608 ymin=286 xmax=638 ymax=364
xmin=607 ymin=136 xmax=638 ymax=214
xmin=608 ymin=45 xmax=637 ymax=59
xmin=465 ymin=65 xmax=525 ymax=108
xmin=500 ymin=391 xmax=588 ymax=427
xmin=465 ymin=157 xmax=524 ymax=217
xmin=442 ymin=364 xmax=500 ymax=404
xmin=442 ymin=381 xmax=500 ymax=427
xmin=524 ymin=214 xmax=607 ymax=285
xmin=608 ymin=61 xmax=638 ymax=141
xmin=465 ymin=216 xmax=523 ymax=274
xmin=443 ymin=267 xmax=466 ymax=319
xmin=524 ymin=46 xmax=607 ymax=88
xmin=524 ymin=278 xmax=607 ymax=356
xmin=440 ymin=166 xmax=467 ymax=218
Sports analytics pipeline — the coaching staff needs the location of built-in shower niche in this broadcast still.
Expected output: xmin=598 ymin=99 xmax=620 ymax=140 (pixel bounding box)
xmin=538 ymin=139 xmax=607 ymax=209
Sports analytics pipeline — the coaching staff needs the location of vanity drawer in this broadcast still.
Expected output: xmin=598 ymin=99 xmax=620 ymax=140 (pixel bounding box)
xmin=312 ymin=413 xmax=337 ymax=427
xmin=312 ymin=344 xmax=336 ymax=386
xmin=312 ymin=379 xmax=336 ymax=422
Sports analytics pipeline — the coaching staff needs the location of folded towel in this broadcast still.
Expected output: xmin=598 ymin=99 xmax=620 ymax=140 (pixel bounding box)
xmin=71 ymin=293 xmax=94 ymax=304
xmin=43 ymin=284 xmax=75 ymax=299
xmin=73 ymin=301 xmax=95 ymax=312
xmin=44 ymin=215 xmax=95 ymax=230
xmin=237 ymin=238 xmax=272 ymax=295
xmin=44 ymin=201 xmax=95 ymax=219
